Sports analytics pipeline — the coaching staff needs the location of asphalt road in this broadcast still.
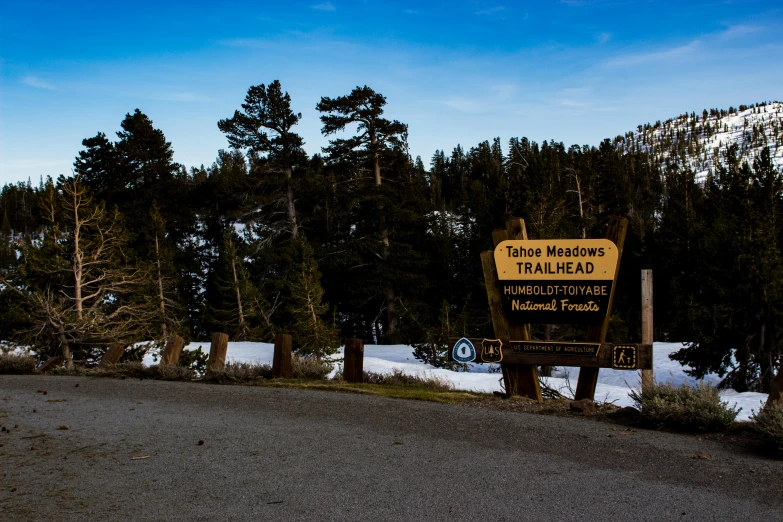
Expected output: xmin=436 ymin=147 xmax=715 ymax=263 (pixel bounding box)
xmin=1 ymin=375 xmax=782 ymax=521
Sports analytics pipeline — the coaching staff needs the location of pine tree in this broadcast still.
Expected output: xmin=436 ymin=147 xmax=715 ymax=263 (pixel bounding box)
xmin=286 ymin=237 xmax=339 ymax=359
xmin=205 ymin=231 xmax=276 ymax=341
xmin=316 ymin=85 xmax=408 ymax=340
xmin=671 ymin=146 xmax=783 ymax=392
xmin=218 ymin=80 xmax=306 ymax=239
xmin=73 ymin=132 xmax=120 ymax=202
xmin=147 ymin=203 xmax=186 ymax=342
xmin=0 ymin=209 xmax=12 ymax=271
xmin=316 ymin=86 xmax=408 ymax=187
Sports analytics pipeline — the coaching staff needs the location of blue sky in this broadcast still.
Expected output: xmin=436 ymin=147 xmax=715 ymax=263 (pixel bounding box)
xmin=1 ymin=0 xmax=782 ymax=185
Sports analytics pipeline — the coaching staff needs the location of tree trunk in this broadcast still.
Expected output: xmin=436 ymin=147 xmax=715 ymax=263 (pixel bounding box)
xmin=285 ymin=166 xmax=298 ymax=238
xmin=540 ymin=324 xmax=553 ymax=377
xmin=766 ymin=353 xmax=783 ymax=406
xmin=72 ymin=190 xmax=84 ymax=321
xmin=58 ymin=321 xmax=74 ymax=370
xmin=372 ymin=142 xmax=395 ymax=339
xmin=231 ymin=256 xmax=245 ymax=336
xmin=575 ymin=174 xmax=586 ymax=239
xmin=155 ymin=234 xmax=168 ymax=341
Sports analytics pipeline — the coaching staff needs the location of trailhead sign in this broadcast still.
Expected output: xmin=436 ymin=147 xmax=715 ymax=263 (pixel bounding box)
xmin=448 ymin=217 xmax=652 ymax=401
xmin=494 ymin=239 xmax=619 ymax=324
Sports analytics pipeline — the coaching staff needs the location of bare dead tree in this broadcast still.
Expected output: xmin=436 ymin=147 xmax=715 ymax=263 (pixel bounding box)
xmin=565 ymin=166 xmax=587 ymax=239
xmin=25 ymin=178 xmax=159 ymax=368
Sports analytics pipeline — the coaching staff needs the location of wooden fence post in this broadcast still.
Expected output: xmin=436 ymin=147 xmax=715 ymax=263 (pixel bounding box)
xmin=344 ymin=338 xmax=364 ymax=383
xmin=160 ymin=335 xmax=185 ymax=366
xmin=483 ymin=218 xmax=542 ymax=402
xmin=641 ymin=270 xmax=654 ymax=391
xmin=98 ymin=344 xmax=125 ymax=368
xmin=39 ymin=356 xmax=63 ymax=373
xmin=272 ymin=334 xmax=293 ymax=378
xmin=208 ymin=333 xmax=229 ymax=372
xmin=767 ymin=369 xmax=783 ymax=406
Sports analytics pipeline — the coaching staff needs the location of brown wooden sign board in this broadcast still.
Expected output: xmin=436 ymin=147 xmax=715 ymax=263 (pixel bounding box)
xmin=479 ymin=216 xmax=633 ymax=402
xmin=494 ymin=239 xmax=619 ymax=324
xmin=449 ymin=338 xmax=652 ymax=370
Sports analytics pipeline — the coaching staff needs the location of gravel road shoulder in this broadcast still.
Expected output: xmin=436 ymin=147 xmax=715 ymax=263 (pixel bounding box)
xmin=1 ymin=375 xmax=781 ymax=521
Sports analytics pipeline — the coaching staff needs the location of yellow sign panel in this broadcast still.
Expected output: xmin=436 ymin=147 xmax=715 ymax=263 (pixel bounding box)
xmin=494 ymin=239 xmax=619 ymax=281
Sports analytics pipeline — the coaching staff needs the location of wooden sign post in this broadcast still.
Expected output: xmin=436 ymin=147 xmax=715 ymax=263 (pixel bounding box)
xmin=344 ymin=338 xmax=364 ymax=383
xmin=160 ymin=335 xmax=185 ymax=366
xmin=574 ymin=217 xmax=627 ymax=400
xmin=480 ymin=218 xmax=540 ymax=400
xmin=272 ymin=334 xmax=293 ymax=378
xmin=98 ymin=344 xmax=126 ymax=368
xmin=208 ymin=332 xmax=229 ymax=373
xmin=641 ymin=269 xmax=654 ymax=391
xmin=455 ymin=216 xmax=648 ymax=402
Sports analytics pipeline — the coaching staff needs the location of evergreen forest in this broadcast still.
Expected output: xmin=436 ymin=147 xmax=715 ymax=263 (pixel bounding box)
xmin=2 ymin=82 xmax=782 ymax=393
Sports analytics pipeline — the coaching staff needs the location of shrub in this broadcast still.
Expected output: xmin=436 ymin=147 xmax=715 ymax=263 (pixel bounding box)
xmin=361 ymin=369 xmax=454 ymax=390
xmin=178 ymin=347 xmax=209 ymax=376
xmin=412 ymin=342 xmax=450 ymax=368
xmin=292 ymin=356 xmax=332 ymax=380
xmin=147 ymin=364 xmax=196 ymax=381
xmin=92 ymin=361 xmax=149 ymax=379
xmin=751 ymin=403 xmax=783 ymax=456
xmin=0 ymin=354 xmax=37 ymax=375
xmin=120 ymin=342 xmax=155 ymax=363
xmin=629 ymin=381 xmax=739 ymax=432
xmin=203 ymin=361 xmax=272 ymax=384
xmin=50 ymin=365 xmax=87 ymax=376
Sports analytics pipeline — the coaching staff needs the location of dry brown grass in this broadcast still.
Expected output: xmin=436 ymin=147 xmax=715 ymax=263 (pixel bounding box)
xmin=0 ymin=354 xmax=37 ymax=375
xmin=203 ymin=361 xmax=272 ymax=383
xmin=356 ymin=369 xmax=454 ymax=391
xmin=51 ymin=362 xmax=197 ymax=380
xmin=292 ymin=356 xmax=332 ymax=380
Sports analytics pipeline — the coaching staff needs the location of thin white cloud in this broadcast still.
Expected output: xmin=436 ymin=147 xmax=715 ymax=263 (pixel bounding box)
xmin=605 ymin=40 xmax=701 ymax=67
xmin=21 ymin=76 xmax=57 ymax=90
xmin=152 ymin=92 xmax=210 ymax=102
xmin=719 ymin=24 xmax=763 ymax=39
xmin=557 ymin=99 xmax=616 ymax=112
xmin=560 ymin=0 xmax=607 ymax=5
xmin=552 ymin=86 xmax=617 ymax=112
xmin=476 ymin=6 xmax=504 ymax=15
xmin=311 ymin=2 xmax=336 ymax=11
xmin=490 ymin=83 xmax=517 ymax=101
xmin=597 ymin=32 xmax=612 ymax=44
xmin=218 ymin=38 xmax=274 ymax=49
xmin=404 ymin=9 xmax=418 ymax=15
xmin=443 ymin=83 xmax=517 ymax=112
xmin=560 ymin=87 xmax=590 ymax=97
xmin=443 ymin=97 xmax=484 ymax=113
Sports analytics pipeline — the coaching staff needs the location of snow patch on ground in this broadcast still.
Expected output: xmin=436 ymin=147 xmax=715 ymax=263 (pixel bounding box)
xmin=136 ymin=340 xmax=767 ymax=421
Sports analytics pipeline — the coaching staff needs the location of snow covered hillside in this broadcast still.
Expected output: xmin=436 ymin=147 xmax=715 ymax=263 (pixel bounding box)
xmin=141 ymin=341 xmax=767 ymax=422
xmin=616 ymin=101 xmax=783 ymax=182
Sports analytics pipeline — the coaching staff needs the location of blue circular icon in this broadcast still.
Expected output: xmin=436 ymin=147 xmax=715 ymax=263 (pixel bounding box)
xmin=453 ymin=338 xmax=476 ymax=363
